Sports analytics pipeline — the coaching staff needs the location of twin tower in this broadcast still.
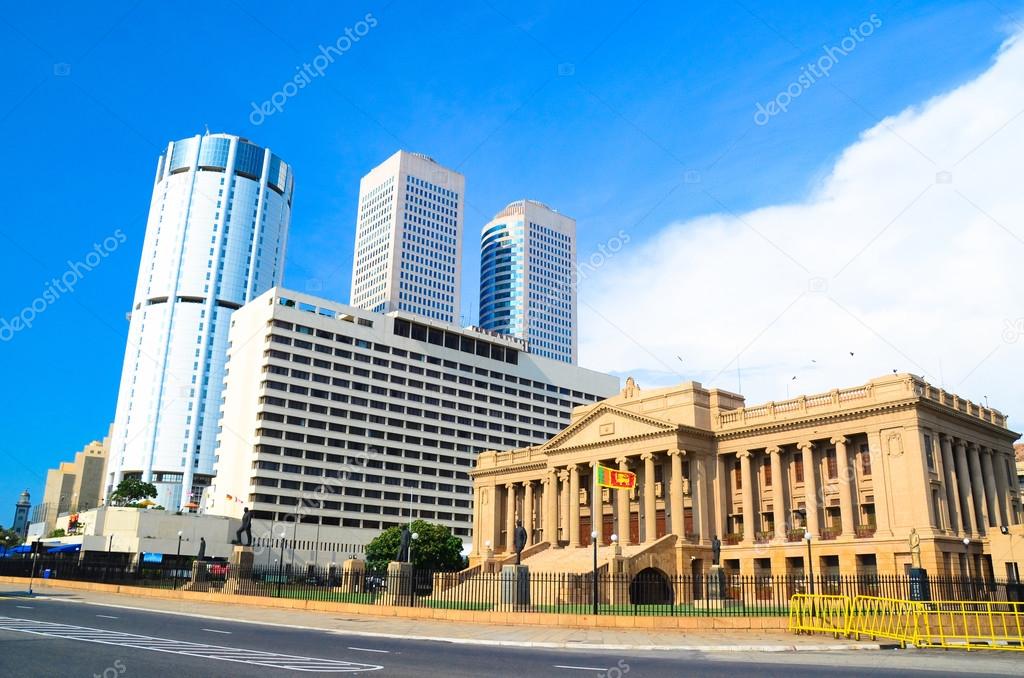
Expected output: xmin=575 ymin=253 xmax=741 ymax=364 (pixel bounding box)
xmin=107 ymin=137 xmax=579 ymax=511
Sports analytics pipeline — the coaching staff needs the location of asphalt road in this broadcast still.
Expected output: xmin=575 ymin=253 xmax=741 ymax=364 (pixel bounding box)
xmin=0 ymin=592 xmax=1020 ymax=677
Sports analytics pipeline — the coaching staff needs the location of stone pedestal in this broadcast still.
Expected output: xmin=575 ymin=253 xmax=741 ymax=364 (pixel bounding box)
xmin=909 ymin=567 xmax=931 ymax=602
xmin=340 ymin=558 xmax=365 ymax=593
xmin=696 ymin=565 xmax=727 ymax=610
xmin=500 ymin=564 xmax=530 ymax=610
xmin=377 ymin=561 xmax=413 ymax=606
xmin=221 ymin=546 xmax=254 ymax=595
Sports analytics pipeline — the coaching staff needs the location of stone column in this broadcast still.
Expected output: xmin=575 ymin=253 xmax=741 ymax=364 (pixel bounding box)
xmin=543 ymin=470 xmax=557 ymax=545
xmin=692 ymin=455 xmax=710 ymax=542
xmin=739 ymin=450 xmax=754 ymax=544
xmin=799 ymin=441 xmax=820 ymax=537
xmin=505 ymin=482 xmax=516 ymax=552
xmin=831 ymin=436 xmax=856 ymax=537
xmin=616 ymin=457 xmax=631 ymax=544
xmin=715 ymin=454 xmax=728 ymax=539
xmin=953 ymin=439 xmax=976 ymax=535
xmin=979 ymin=448 xmax=999 ymax=528
xmin=590 ymin=461 xmax=604 ymax=546
xmin=668 ymin=450 xmax=685 ymax=537
xmin=939 ymin=435 xmax=960 ymax=532
xmin=523 ymin=480 xmax=534 ymax=545
xmin=559 ymin=469 xmax=571 ymax=545
xmin=967 ymin=443 xmax=988 ymax=533
xmin=642 ymin=452 xmax=657 ymax=542
xmin=768 ymin=447 xmax=786 ymax=541
xmin=568 ymin=464 xmax=581 ymax=547
xmin=993 ymin=450 xmax=1011 ymax=527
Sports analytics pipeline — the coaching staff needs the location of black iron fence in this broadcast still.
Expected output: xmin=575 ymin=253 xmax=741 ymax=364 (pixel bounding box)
xmin=2 ymin=556 xmax=1021 ymax=616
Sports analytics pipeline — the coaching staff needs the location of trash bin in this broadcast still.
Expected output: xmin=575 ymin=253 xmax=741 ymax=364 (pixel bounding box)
xmin=42 ymin=569 xmax=51 ymax=579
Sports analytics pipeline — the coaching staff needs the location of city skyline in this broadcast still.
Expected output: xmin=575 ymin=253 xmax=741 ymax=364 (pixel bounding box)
xmin=2 ymin=1 xmax=1022 ymax=512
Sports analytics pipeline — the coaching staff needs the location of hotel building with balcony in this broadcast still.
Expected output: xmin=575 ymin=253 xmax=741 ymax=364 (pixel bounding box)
xmin=207 ymin=288 xmax=618 ymax=557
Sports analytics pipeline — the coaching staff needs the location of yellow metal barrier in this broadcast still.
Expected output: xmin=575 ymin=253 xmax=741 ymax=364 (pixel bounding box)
xmin=788 ymin=594 xmax=851 ymax=637
xmin=789 ymin=593 xmax=1024 ymax=652
xmin=915 ymin=600 xmax=1024 ymax=652
xmin=847 ymin=595 xmax=924 ymax=647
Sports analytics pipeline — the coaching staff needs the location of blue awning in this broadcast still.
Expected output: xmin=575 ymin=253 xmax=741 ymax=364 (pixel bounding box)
xmin=47 ymin=544 xmax=81 ymax=554
xmin=10 ymin=545 xmax=31 ymax=554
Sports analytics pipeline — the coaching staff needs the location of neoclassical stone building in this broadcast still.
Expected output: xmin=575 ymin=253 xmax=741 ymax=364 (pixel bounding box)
xmin=470 ymin=374 xmax=1023 ymax=580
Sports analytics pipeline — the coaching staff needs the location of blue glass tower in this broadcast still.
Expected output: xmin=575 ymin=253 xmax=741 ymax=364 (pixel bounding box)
xmin=479 ymin=200 xmax=576 ymax=363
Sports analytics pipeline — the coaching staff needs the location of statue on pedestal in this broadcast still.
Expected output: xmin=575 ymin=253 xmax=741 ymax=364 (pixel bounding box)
xmin=513 ymin=520 xmax=528 ymax=565
xmin=197 ymin=537 xmax=207 ymax=561
xmin=711 ymin=535 xmax=721 ymax=566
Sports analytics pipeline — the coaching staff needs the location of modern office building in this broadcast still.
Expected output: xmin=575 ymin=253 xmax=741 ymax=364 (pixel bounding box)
xmin=11 ymin=490 xmax=30 ymax=539
xmin=479 ymin=200 xmax=577 ymax=363
xmin=107 ymin=133 xmax=294 ymax=511
xmin=207 ymin=288 xmax=618 ymax=557
xmin=350 ymin=151 xmax=465 ymax=324
xmin=471 ymin=374 xmax=1023 ymax=582
xmin=32 ymin=429 xmax=111 ymax=535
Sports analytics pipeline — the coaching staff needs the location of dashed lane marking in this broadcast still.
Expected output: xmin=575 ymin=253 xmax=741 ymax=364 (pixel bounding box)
xmin=554 ymin=666 xmax=610 ymax=672
xmin=202 ymin=628 xmax=232 ymax=634
xmin=347 ymin=647 xmax=389 ymax=653
xmin=0 ymin=616 xmax=382 ymax=673
xmin=96 ymin=614 xmax=119 ymax=619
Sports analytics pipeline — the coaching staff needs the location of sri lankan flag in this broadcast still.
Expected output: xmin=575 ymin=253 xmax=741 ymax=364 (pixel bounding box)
xmin=596 ymin=465 xmax=636 ymax=489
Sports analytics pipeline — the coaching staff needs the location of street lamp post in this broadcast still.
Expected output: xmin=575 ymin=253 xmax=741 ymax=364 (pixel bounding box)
xmin=804 ymin=530 xmax=814 ymax=595
xmin=174 ymin=531 xmax=183 ymax=590
xmin=591 ymin=530 xmax=599 ymax=615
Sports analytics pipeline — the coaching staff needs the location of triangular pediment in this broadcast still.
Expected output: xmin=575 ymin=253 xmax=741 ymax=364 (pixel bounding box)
xmin=544 ymin=404 xmax=678 ymax=451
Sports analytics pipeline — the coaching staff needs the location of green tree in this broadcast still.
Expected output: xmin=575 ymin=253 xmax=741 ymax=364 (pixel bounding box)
xmin=364 ymin=520 xmax=464 ymax=572
xmin=47 ymin=528 xmax=66 ymax=539
xmin=0 ymin=526 xmax=22 ymax=549
xmin=109 ymin=477 xmax=158 ymax=506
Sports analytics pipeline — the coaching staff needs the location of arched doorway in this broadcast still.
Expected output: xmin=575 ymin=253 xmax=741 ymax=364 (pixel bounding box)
xmin=629 ymin=567 xmax=673 ymax=605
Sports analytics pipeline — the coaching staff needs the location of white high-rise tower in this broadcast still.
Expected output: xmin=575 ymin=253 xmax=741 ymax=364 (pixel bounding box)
xmin=479 ymin=200 xmax=577 ymax=363
xmin=350 ymin=150 xmax=464 ymax=323
xmin=107 ymin=133 xmax=293 ymax=511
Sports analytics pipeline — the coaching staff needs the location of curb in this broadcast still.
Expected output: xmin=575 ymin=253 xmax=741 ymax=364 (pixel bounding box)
xmin=15 ymin=593 xmax=885 ymax=654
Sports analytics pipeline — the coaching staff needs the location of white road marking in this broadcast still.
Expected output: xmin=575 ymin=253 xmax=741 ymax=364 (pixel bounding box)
xmin=15 ymin=606 xmax=33 ymax=609
xmin=96 ymin=614 xmax=119 ymax=619
xmin=0 ymin=616 xmax=382 ymax=673
xmin=202 ymin=628 xmax=232 ymax=634
xmin=347 ymin=647 xmax=389 ymax=653
xmin=554 ymin=666 xmax=609 ymax=672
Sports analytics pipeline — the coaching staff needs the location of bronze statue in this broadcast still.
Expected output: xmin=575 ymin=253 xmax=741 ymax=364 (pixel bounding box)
xmin=234 ymin=507 xmax=253 ymax=546
xmin=197 ymin=537 xmax=207 ymax=561
xmin=397 ymin=525 xmax=412 ymax=563
xmin=513 ymin=520 xmax=528 ymax=565
xmin=711 ymin=535 xmax=721 ymax=566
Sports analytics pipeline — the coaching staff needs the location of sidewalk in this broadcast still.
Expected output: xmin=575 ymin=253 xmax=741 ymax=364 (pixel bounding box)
xmin=0 ymin=581 xmax=880 ymax=652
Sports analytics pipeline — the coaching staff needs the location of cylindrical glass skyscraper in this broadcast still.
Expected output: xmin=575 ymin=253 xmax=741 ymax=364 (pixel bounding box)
xmin=107 ymin=133 xmax=294 ymax=510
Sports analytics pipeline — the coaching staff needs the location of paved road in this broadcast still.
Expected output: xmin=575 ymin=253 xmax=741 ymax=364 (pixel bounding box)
xmin=0 ymin=592 xmax=1019 ymax=677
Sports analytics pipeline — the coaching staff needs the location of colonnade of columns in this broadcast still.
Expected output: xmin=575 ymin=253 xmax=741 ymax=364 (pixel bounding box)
xmin=940 ymin=434 xmax=1018 ymax=535
xmin=492 ymin=449 xmax=714 ymax=552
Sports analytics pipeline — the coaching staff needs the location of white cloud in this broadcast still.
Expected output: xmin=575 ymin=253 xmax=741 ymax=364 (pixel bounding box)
xmin=580 ymin=33 xmax=1024 ymax=432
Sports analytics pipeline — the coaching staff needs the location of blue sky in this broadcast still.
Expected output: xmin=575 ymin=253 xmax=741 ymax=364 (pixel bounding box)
xmin=0 ymin=0 xmax=1020 ymax=517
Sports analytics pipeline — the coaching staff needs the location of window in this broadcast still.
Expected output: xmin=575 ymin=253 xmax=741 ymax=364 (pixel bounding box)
xmin=764 ymin=461 xmax=772 ymax=487
xmin=859 ymin=443 xmax=872 ymax=475
xmin=793 ymin=456 xmax=804 ymax=483
xmin=923 ymin=434 xmax=935 ymax=471
xmin=734 ymin=460 xmax=742 ymax=490
xmin=826 ymin=448 xmax=837 ymax=479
